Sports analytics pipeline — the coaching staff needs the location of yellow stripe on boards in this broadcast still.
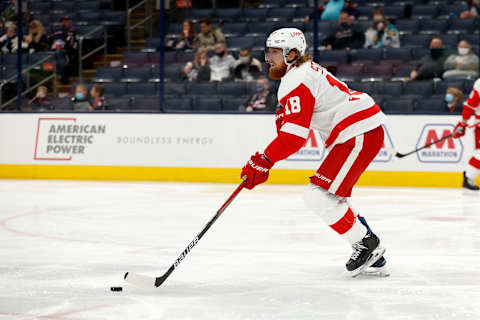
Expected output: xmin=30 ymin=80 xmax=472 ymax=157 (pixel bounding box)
xmin=0 ymin=164 xmax=476 ymax=188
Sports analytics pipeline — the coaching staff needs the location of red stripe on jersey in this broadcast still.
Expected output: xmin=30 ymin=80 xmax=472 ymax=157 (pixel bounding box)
xmin=469 ymin=156 xmax=480 ymax=169
xmin=462 ymin=89 xmax=479 ymax=120
xmin=330 ymin=208 xmax=355 ymax=235
xmin=324 ymin=104 xmax=381 ymax=148
xmin=264 ymin=83 xmax=316 ymax=163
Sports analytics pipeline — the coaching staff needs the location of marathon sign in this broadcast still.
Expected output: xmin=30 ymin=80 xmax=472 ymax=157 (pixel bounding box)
xmin=416 ymin=124 xmax=463 ymax=163
xmin=373 ymin=125 xmax=394 ymax=163
xmin=34 ymin=117 xmax=106 ymax=160
xmin=286 ymin=129 xmax=325 ymax=162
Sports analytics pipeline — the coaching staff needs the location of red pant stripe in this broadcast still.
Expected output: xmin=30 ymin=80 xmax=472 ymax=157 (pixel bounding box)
xmin=330 ymin=208 xmax=355 ymax=235
xmin=469 ymin=157 xmax=480 ymax=169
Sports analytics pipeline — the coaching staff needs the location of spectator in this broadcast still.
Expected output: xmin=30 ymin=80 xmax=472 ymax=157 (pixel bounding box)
xmin=324 ymin=11 xmax=364 ymax=50
xmin=48 ymin=17 xmax=78 ymax=84
xmin=232 ymin=48 xmax=262 ymax=81
xmin=444 ymin=87 xmax=464 ymax=112
xmin=89 ymin=84 xmax=106 ymax=111
xmin=239 ymin=77 xmax=277 ymax=112
xmin=195 ymin=16 xmax=225 ymax=52
xmin=29 ymin=86 xmax=53 ymax=111
xmin=1 ymin=0 xmax=31 ymax=27
xmin=169 ymin=19 xmax=195 ymax=51
xmin=209 ymin=41 xmax=235 ymax=82
xmin=410 ymin=38 xmax=447 ymax=80
xmin=24 ymin=20 xmax=50 ymax=53
xmin=460 ymin=0 xmax=479 ymax=18
xmin=0 ymin=25 xmax=27 ymax=53
xmin=71 ymin=84 xmax=90 ymax=111
xmin=181 ymin=47 xmax=211 ymax=82
xmin=364 ymin=8 xmax=399 ymax=48
xmin=443 ymin=40 xmax=479 ymax=79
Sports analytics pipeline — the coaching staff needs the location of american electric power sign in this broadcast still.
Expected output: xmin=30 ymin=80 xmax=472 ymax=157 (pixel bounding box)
xmin=34 ymin=117 xmax=106 ymax=160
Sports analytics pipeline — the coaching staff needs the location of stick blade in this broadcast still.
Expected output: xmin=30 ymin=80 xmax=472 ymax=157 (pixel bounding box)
xmin=124 ymin=272 xmax=157 ymax=288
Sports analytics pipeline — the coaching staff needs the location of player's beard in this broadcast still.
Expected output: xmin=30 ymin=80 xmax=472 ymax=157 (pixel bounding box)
xmin=269 ymin=63 xmax=287 ymax=80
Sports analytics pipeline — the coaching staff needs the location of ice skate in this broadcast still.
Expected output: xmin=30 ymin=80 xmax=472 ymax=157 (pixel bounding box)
xmin=346 ymin=231 xmax=385 ymax=277
xmin=359 ymin=256 xmax=390 ymax=277
xmin=462 ymin=171 xmax=479 ymax=191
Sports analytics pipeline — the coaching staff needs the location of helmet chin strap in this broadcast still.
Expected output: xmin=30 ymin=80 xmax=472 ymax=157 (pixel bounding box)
xmin=283 ymin=49 xmax=297 ymax=67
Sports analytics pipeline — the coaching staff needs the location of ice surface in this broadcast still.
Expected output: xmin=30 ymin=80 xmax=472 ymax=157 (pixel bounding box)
xmin=0 ymin=180 xmax=479 ymax=320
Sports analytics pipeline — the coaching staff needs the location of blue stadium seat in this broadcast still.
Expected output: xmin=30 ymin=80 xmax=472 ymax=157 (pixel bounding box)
xmin=420 ymin=19 xmax=448 ymax=34
xmin=347 ymin=81 xmax=375 ymax=95
xmin=434 ymin=80 xmax=464 ymax=94
xmin=411 ymin=5 xmax=438 ymax=18
xmin=402 ymin=34 xmax=432 ymax=47
xmin=404 ymin=80 xmax=434 ymax=97
xmin=448 ymin=19 xmax=477 ymax=33
xmin=107 ymin=97 xmax=131 ymax=110
xmin=167 ymin=23 xmax=182 ymax=37
xmin=354 ymin=48 xmax=384 ymax=62
xmin=305 ymin=21 xmax=332 ymax=34
xmin=52 ymin=2 xmax=74 ymax=13
xmin=102 ymin=83 xmax=128 ymax=97
xmin=221 ymin=96 xmax=246 ymax=111
xmin=94 ymin=67 xmax=123 ymax=83
xmin=122 ymin=52 xmax=149 ymax=66
xmin=438 ymin=4 xmax=468 ymax=18
xmin=240 ymin=8 xmax=269 ymax=22
xmin=412 ymin=47 xmax=430 ymax=60
xmin=383 ymin=6 xmax=406 ymax=19
xmin=77 ymin=11 xmax=102 ymax=24
xmin=335 ymin=64 xmax=365 ymax=81
xmin=363 ymin=64 xmax=394 ymax=80
xmin=121 ymin=67 xmax=152 ymax=82
xmin=143 ymin=38 xmax=162 ymax=52
xmin=217 ymin=82 xmax=247 ymax=96
xmin=371 ymin=94 xmax=390 ymax=109
xmin=296 ymin=7 xmax=314 ymax=18
xmin=127 ymin=83 xmax=156 ymax=95
xmin=278 ymin=22 xmax=306 ymax=31
xmin=439 ymin=34 xmax=459 ymax=48
xmin=165 ymin=82 xmax=186 ymax=96
xmin=356 ymin=6 xmax=375 ymax=19
xmin=77 ymin=0 xmax=100 ymax=11
xmin=384 ymin=47 xmax=412 ymax=61
xmin=246 ymin=22 xmax=277 ymax=36
xmin=415 ymin=97 xmax=446 ymax=113
xmin=216 ymin=8 xmax=242 ymax=22
xmin=192 ymin=97 xmax=222 ymax=111
xmin=188 ymin=9 xmax=215 ymax=21
xmin=462 ymin=34 xmax=479 ymax=46
xmin=375 ymin=81 xmax=403 ymax=97
xmin=187 ymin=83 xmax=217 ymax=95
xmin=222 ymin=23 xmax=249 ymax=37
xmin=395 ymin=19 xmax=420 ymax=34
xmin=76 ymin=26 xmax=104 ymax=39
xmin=267 ymin=8 xmax=296 ymax=21
xmin=30 ymin=2 xmax=51 ymax=14
xmin=286 ymin=0 xmax=307 ymax=8
xmin=164 ymin=97 xmax=193 ymax=112
xmin=130 ymin=96 xmax=161 ymax=111
xmin=227 ymin=36 xmax=255 ymax=49
xmin=176 ymin=51 xmax=195 ymax=63
xmin=164 ymin=63 xmax=182 ymax=81
xmin=51 ymin=98 xmax=73 ymax=111
xmin=394 ymin=64 xmax=414 ymax=78
xmin=259 ymin=0 xmax=286 ymax=8
xmin=383 ymin=97 xmax=416 ymax=113
xmin=319 ymin=50 xmax=349 ymax=64
xmin=102 ymin=11 xmax=126 ymax=26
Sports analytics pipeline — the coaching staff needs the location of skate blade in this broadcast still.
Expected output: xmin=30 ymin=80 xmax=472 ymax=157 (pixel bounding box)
xmin=462 ymin=188 xmax=480 ymax=196
xmin=349 ymin=246 xmax=386 ymax=278
xmin=359 ymin=266 xmax=390 ymax=277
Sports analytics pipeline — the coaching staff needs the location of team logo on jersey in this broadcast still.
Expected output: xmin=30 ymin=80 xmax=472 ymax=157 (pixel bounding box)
xmin=416 ymin=124 xmax=463 ymax=163
xmin=286 ymin=129 xmax=325 ymax=161
xmin=373 ymin=125 xmax=394 ymax=162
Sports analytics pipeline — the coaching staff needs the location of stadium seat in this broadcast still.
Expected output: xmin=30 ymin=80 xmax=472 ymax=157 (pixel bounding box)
xmin=383 ymin=97 xmax=416 ymax=113
xmin=412 ymin=47 xmax=430 ymax=60
xmin=102 ymin=83 xmax=128 ymax=97
xmin=192 ymin=97 xmax=222 ymax=111
xmin=102 ymin=11 xmax=126 ymax=26
xmin=164 ymin=63 xmax=182 ymax=82
xmin=448 ymin=19 xmax=477 ymax=33
xmin=382 ymin=5 xmax=406 ymax=19
xmin=395 ymin=19 xmax=420 ymax=34
xmin=296 ymin=7 xmax=314 ymax=19
xmin=384 ymin=47 xmax=412 ymax=61
xmin=94 ymin=67 xmax=123 ymax=83
xmin=122 ymin=52 xmax=149 ymax=66
xmin=188 ymin=9 xmax=215 ymax=21
xmin=286 ymin=0 xmax=307 ymax=8
xmin=439 ymin=34 xmax=459 ymax=48
xmin=375 ymin=81 xmax=404 ymax=97
xmin=347 ymin=81 xmax=375 ymax=95
xmin=419 ymin=19 xmax=448 ymax=34
xmin=356 ymin=6 xmax=375 ymax=19
xmin=221 ymin=96 xmax=246 ymax=111
xmin=246 ymin=22 xmax=277 ymax=36
xmin=163 ymin=97 xmax=192 ymax=112
xmin=259 ymin=0 xmax=286 ymax=8
xmin=77 ymin=0 xmax=100 ymax=11
xmin=167 ymin=23 xmax=182 ymax=37
xmin=363 ymin=64 xmax=394 ymax=80
xmin=267 ymin=8 xmax=296 ymax=21
xmin=279 ymin=22 xmax=306 ymax=32
xmin=187 ymin=83 xmax=217 ymax=95
xmin=370 ymin=94 xmax=390 ymax=109
xmin=354 ymin=48 xmax=384 ymax=62
xmin=222 ymin=23 xmax=249 ymax=37
xmin=130 ymin=96 xmax=161 ymax=111
xmin=76 ymin=25 xmax=104 ymax=39
xmin=77 ymin=11 xmax=102 ymax=24
xmin=404 ymin=80 xmax=434 ymax=97
xmin=434 ymin=80 xmax=464 ymax=94
xmin=393 ymin=64 xmax=414 ymax=79
xmin=227 ymin=37 xmax=255 ymax=50
xmin=52 ymin=2 xmax=74 ymax=13
xmin=411 ymin=5 xmax=438 ymax=18
xmin=176 ymin=51 xmax=196 ymax=63
xmin=30 ymin=2 xmax=51 ymax=14
xmin=240 ymin=8 xmax=269 ymax=22
xmin=51 ymin=98 xmax=72 ymax=111
xmin=438 ymin=4 xmax=468 ymax=18
xmin=143 ymin=38 xmax=162 ymax=52
xmin=319 ymin=50 xmax=349 ymax=64
xmin=107 ymin=97 xmax=131 ymax=111
xmin=415 ymin=97 xmax=446 ymax=113
xmin=216 ymin=8 xmax=242 ymax=22
xmin=165 ymin=82 xmax=186 ymax=96
xmin=403 ymin=34 xmax=432 ymax=47
xmin=120 ymin=67 xmax=152 ymax=83
xmin=335 ymin=64 xmax=365 ymax=81
xmin=217 ymin=82 xmax=247 ymax=96
xmin=305 ymin=21 xmax=332 ymax=34
xmin=127 ymin=83 xmax=156 ymax=95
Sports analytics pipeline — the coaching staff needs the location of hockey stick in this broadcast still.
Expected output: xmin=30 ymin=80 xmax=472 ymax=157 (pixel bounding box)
xmin=395 ymin=122 xmax=480 ymax=158
xmin=124 ymin=178 xmax=247 ymax=288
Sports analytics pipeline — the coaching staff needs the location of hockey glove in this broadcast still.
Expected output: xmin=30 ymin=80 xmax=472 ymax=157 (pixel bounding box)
xmin=241 ymin=152 xmax=274 ymax=190
xmin=275 ymin=108 xmax=284 ymax=135
xmin=453 ymin=121 xmax=467 ymax=139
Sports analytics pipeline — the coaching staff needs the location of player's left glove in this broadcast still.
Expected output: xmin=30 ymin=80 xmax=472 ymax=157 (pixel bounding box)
xmin=453 ymin=121 xmax=467 ymax=139
xmin=241 ymin=152 xmax=274 ymax=190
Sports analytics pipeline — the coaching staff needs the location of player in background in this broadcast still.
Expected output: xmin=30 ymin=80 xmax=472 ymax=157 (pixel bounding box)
xmin=453 ymin=78 xmax=480 ymax=191
xmin=241 ymin=28 xmax=388 ymax=277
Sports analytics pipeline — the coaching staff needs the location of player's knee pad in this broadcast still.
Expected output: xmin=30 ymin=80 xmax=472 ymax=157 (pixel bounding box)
xmin=303 ymin=183 xmax=349 ymax=224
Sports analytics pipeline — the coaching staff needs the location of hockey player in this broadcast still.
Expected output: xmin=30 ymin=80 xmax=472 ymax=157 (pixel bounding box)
xmin=453 ymin=78 xmax=480 ymax=191
xmin=241 ymin=28 xmax=388 ymax=276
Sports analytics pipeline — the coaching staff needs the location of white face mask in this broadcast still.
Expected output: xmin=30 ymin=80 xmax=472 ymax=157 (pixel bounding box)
xmin=458 ymin=47 xmax=469 ymax=56
xmin=38 ymin=92 xmax=46 ymax=98
xmin=239 ymin=56 xmax=250 ymax=64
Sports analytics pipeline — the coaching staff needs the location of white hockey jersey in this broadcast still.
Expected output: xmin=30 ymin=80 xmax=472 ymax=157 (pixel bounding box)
xmin=264 ymin=60 xmax=386 ymax=164
xmin=462 ymin=78 xmax=480 ymax=120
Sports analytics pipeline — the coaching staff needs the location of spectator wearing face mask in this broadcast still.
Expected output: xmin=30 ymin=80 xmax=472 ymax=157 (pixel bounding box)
xmin=239 ymin=77 xmax=277 ymax=112
xmin=232 ymin=48 xmax=262 ymax=82
xmin=410 ymin=38 xmax=448 ymax=80
xmin=443 ymin=40 xmax=479 ymax=79
xmin=444 ymin=87 xmax=464 ymax=112
xmin=88 ymin=84 xmax=106 ymax=111
xmin=0 ymin=24 xmax=27 ymax=53
xmin=364 ymin=9 xmax=399 ymax=48
xmin=71 ymin=84 xmax=90 ymax=111
xmin=209 ymin=41 xmax=235 ymax=82
xmin=324 ymin=11 xmax=364 ymax=51
xmin=29 ymin=86 xmax=53 ymax=111
xmin=182 ymin=47 xmax=211 ymax=82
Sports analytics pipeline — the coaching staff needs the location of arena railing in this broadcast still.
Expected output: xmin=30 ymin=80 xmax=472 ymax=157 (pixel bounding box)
xmin=126 ymin=0 xmax=153 ymax=51
xmin=78 ymin=25 xmax=108 ymax=83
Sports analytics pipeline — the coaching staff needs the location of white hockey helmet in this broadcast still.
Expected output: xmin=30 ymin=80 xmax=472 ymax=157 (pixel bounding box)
xmin=265 ymin=28 xmax=307 ymax=66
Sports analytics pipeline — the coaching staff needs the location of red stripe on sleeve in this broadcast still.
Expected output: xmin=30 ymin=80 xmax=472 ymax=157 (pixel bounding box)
xmin=462 ymin=89 xmax=479 ymax=121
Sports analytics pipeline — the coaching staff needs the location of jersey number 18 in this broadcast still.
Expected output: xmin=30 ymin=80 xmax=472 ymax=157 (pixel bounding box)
xmin=284 ymin=96 xmax=301 ymax=115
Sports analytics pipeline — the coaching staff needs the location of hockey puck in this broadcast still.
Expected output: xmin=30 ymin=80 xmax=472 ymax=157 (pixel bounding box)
xmin=110 ymin=286 xmax=123 ymax=292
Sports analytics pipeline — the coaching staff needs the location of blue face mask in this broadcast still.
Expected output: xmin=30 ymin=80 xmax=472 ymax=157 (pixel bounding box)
xmin=445 ymin=93 xmax=454 ymax=103
xmin=75 ymin=93 xmax=85 ymax=100
xmin=256 ymin=85 xmax=265 ymax=93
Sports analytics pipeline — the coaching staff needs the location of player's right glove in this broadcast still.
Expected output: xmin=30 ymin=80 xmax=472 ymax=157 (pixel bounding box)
xmin=453 ymin=121 xmax=467 ymax=139
xmin=275 ymin=107 xmax=284 ymax=135
xmin=241 ymin=152 xmax=274 ymax=190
